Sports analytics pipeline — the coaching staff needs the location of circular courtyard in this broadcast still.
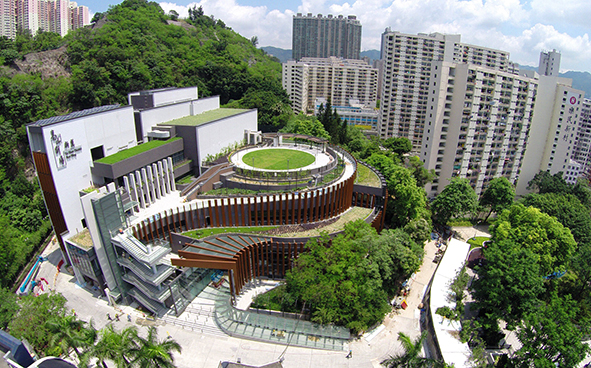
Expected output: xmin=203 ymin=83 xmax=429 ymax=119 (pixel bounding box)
xmin=242 ymin=148 xmax=315 ymax=170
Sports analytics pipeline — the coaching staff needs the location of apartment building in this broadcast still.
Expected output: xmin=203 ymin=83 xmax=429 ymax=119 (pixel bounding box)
xmin=292 ymin=13 xmax=361 ymax=61
xmin=572 ymin=98 xmax=591 ymax=176
xmin=539 ymin=49 xmax=561 ymax=77
xmin=379 ymin=29 xmax=513 ymax=150
xmin=516 ymin=77 xmax=585 ymax=195
xmin=1 ymin=0 xmax=88 ymax=38
xmin=0 ymin=0 xmax=16 ymax=39
xmin=282 ymin=57 xmax=378 ymax=113
xmin=421 ymin=62 xmax=537 ymax=196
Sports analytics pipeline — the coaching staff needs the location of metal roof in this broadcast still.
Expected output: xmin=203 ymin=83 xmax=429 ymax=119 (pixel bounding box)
xmin=28 ymin=105 xmax=122 ymax=128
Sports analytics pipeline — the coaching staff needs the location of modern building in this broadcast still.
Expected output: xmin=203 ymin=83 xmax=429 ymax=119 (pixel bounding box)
xmin=282 ymin=57 xmax=378 ymax=113
xmin=421 ymin=62 xmax=537 ymax=196
xmin=379 ymin=29 xmax=514 ymax=150
xmin=292 ymin=13 xmax=361 ymax=61
xmin=516 ymin=76 xmax=585 ymax=195
xmin=538 ymin=49 xmax=561 ymax=77
xmin=314 ymin=98 xmax=379 ymax=132
xmin=27 ymin=86 xmax=258 ymax=314
xmin=1 ymin=0 xmax=88 ymax=38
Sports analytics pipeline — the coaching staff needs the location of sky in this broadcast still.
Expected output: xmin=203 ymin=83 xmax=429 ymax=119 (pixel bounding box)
xmin=83 ymin=0 xmax=591 ymax=73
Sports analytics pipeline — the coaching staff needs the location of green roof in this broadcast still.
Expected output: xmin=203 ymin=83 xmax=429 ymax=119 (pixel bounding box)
xmin=164 ymin=108 xmax=250 ymax=127
xmin=96 ymin=138 xmax=181 ymax=164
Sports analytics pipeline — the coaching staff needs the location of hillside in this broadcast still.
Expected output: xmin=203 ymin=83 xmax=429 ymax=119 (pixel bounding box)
xmin=0 ymin=0 xmax=291 ymax=289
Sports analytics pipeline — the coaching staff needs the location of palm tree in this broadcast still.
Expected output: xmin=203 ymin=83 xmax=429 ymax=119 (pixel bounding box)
xmin=133 ymin=326 xmax=181 ymax=368
xmin=381 ymin=332 xmax=447 ymax=368
xmin=45 ymin=315 xmax=96 ymax=361
xmin=88 ymin=324 xmax=140 ymax=368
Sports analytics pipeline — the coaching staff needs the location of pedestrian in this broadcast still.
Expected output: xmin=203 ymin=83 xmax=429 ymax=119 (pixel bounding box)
xmin=127 ymin=314 xmax=132 ymax=322
xmin=346 ymin=350 xmax=352 ymax=358
xmin=115 ymin=313 xmax=120 ymax=322
xmin=167 ymin=331 xmax=171 ymax=339
xmin=106 ymin=313 xmax=112 ymax=321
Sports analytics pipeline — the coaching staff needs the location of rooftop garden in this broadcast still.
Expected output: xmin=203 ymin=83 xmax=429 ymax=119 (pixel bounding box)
xmin=95 ymin=138 xmax=181 ymax=164
xmin=68 ymin=229 xmax=93 ymax=250
xmin=355 ymin=164 xmax=381 ymax=188
xmin=165 ymin=108 xmax=249 ymax=126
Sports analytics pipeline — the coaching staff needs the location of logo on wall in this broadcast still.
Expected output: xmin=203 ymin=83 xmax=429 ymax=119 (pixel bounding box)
xmin=50 ymin=130 xmax=82 ymax=170
xmin=570 ymin=96 xmax=577 ymax=105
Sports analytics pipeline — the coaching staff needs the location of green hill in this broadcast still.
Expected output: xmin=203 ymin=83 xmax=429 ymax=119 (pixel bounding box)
xmin=0 ymin=0 xmax=291 ymax=289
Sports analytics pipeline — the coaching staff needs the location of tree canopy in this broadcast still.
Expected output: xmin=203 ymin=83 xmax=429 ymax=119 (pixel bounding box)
xmin=479 ymin=177 xmax=515 ymax=221
xmin=253 ymin=220 xmax=424 ymax=333
xmin=491 ymin=203 xmax=576 ymax=276
xmin=430 ymin=177 xmax=477 ymax=224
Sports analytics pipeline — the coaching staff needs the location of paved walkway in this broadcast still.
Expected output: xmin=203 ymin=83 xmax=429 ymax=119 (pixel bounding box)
xmin=34 ymin=230 xmax=445 ymax=368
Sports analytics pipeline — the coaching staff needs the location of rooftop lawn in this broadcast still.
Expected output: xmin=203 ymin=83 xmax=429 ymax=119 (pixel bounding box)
xmin=96 ymin=138 xmax=181 ymax=164
xmin=242 ymin=149 xmax=315 ymax=170
xmin=164 ymin=108 xmax=250 ymax=126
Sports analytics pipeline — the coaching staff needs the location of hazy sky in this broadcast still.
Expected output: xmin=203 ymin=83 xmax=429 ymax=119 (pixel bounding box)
xmin=83 ymin=0 xmax=590 ymax=72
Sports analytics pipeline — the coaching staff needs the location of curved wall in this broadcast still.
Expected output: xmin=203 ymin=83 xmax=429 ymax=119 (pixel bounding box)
xmin=131 ymin=174 xmax=356 ymax=243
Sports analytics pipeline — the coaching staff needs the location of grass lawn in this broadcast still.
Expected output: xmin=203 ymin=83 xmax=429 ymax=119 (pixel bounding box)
xmin=183 ymin=225 xmax=279 ymax=239
xmin=467 ymin=236 xmax=491 ymax=249
xmin=355 ymin=164 xmax=381 ymax=187
xmin=242 ymin=149 xmax=315 ymax=170
xmin=96 ymin=138 xmax=181 ymax=164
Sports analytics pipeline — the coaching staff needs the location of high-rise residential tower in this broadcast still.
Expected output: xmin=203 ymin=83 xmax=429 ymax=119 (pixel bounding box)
xmin=282 ymin=57 xmax=378 ymax=113
xmin=421 ymin=62 xmax=537 ymax=196
xmin=379 ymin=29 xmax=512 ymax=151
xmin=0 ymin=0 xmax=16 ymax=39
xmin=1 ymin=0 xmax=88 ymax=39
xmin=292 ymin=13 xmax=361 ymax=61
xmin=538 ymin=49 xmax=561 ymax=77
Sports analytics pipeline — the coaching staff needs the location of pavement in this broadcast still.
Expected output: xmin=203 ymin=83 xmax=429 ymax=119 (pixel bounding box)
xmin=32 ymin=232 xmax=446 ymax=368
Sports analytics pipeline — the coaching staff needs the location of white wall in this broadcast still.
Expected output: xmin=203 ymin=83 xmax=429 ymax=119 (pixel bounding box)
xmin=152 ymin=87 xmax=198 ymax=107
xmin=196 ymin=110 xmax=257 ymax=170
xmin=191 ymin=97 xmax=219 ymax=115
xmin=41 ymin=107 xmax=136 ymax=234
xmin=139 ymin=102 xmax=192 ymax=142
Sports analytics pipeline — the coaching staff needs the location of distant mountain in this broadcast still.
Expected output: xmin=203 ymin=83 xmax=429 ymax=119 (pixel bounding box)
xmin=261 ymin=46 xmax=291 ymax=63
xmin=360 ymin=49 xmax=380 ymax=62
xmin=562 ymin=71 xmax=591 ymax=98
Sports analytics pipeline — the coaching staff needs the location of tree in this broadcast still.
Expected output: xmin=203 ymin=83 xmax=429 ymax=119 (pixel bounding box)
xmin=511 ymin=293 xmax=590 ymax=368
xmin=527 ymin=171 xmax=569 ymax=194
xmin=521 ymin=192 xmax=591 ymax=245
xmin=87 ymin=324 xmax=140 ymax=368
xmin=46 ymin=315 xmax=96 ymax=360
xmin=381 ymin=332 xmax=446 ymax=368
xmin=479 ymin=177 xmax=515 ymax=222
xmin=491 ymin=204 xmax=576 ymax=276
xmin=0 ymin=287 xmax=18 ymax=330
xmin=250 ymin=36 xmax=258 ymax=47
xmin=472 ymin=240 xmax=545 ymax=328
xmin=133 ymin=326 xmax=181 ymax=368
xmin=430 ymin=178 xmax=477 ymax=224
xmin=367 ymin=153 xmax=428 ymax=228
xmin=8 ymin=293 xmax=68 ymax=355
xmin=383 ymin=137 xmax=412 ymax=156
xmin=167 ymin=10 xmax=178 ymax=20
xmin=280 ymin=114 xmax=330 ymax=139
xmin=406 ymin=156 xmax=436 ymax=187
xmin=284 ymin=221 xmax=391 ymax=332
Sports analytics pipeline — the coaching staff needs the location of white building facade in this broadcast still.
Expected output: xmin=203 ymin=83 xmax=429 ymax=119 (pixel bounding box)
xmin=379 ymin=29 xmax=513 ymax=151
xmin=282 ymin=57 xmax=378 ymax=114
xmin=421 ymin=62 xmax=537 ymax=196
